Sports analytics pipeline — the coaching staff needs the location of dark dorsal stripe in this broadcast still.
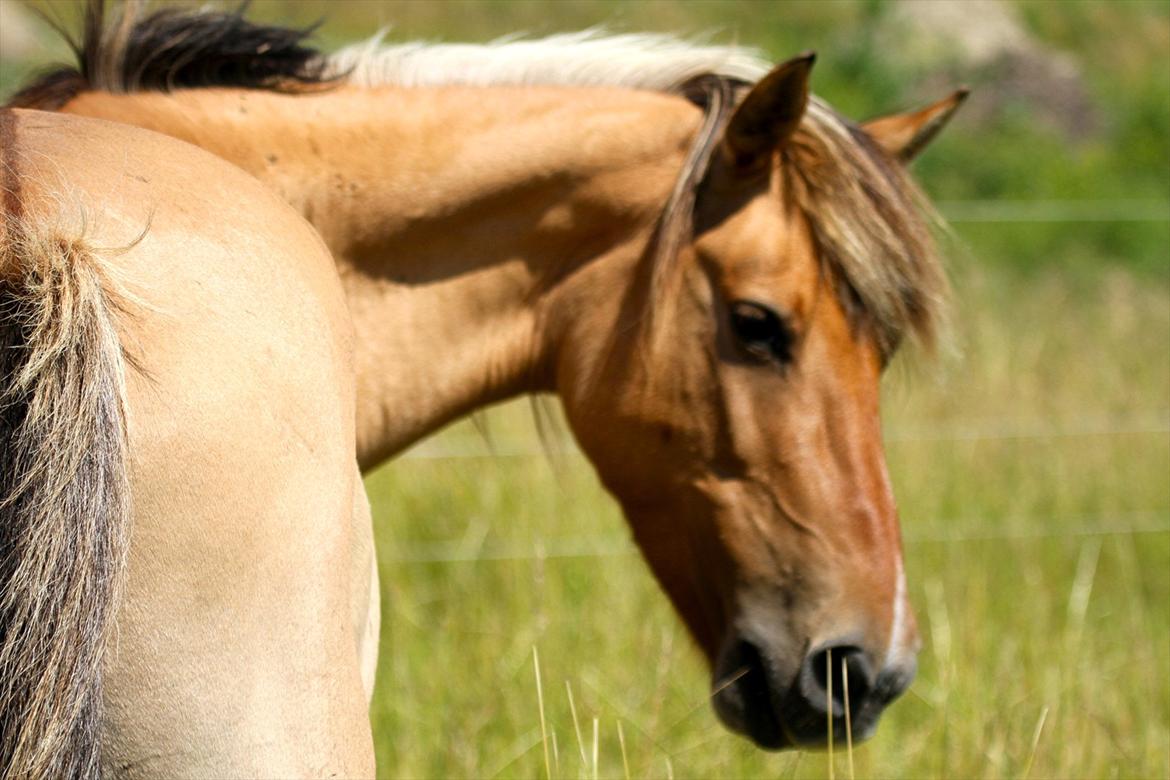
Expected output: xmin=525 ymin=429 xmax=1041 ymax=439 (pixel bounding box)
xmin=7 ymin=0 xmax=331 ymax=110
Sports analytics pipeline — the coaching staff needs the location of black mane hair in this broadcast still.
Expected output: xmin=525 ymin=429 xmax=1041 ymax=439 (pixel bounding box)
xmin=7 ymin=0 xmax=332 ymax=109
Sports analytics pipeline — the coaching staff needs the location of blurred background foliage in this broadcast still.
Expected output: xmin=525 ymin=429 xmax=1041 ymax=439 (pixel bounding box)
xmin=1 ymin=2 xmax=1167 ymax=778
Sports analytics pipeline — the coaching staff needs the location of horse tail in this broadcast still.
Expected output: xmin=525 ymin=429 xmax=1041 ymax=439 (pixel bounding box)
xmin=0 ymin=211 xmax=132 ymax=779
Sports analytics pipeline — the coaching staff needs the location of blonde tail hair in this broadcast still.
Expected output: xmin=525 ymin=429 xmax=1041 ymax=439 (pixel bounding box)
xmin=0 ymin=216 xmax=131 ymax=779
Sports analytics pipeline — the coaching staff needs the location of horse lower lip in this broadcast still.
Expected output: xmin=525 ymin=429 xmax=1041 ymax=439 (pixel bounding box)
xmin=713 ymin=640 xmax=790 ymax=749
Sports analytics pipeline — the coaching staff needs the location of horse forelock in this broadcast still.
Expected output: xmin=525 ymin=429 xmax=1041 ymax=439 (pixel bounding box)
xmin=645 ymin=83 xmax=946 ymax=358
xmin=791 ymin=100 xmax=948 ymax=355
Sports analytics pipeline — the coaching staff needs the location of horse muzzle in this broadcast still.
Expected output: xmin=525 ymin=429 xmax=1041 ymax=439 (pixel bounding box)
xmin=711 ymin=635 xmax=916 ymax=750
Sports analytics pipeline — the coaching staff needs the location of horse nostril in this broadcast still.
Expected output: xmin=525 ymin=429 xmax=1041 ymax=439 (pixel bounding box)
xmin=781 ymin=643 xmax=911 ymax=747
xmin=800 ymin=644 xmax=873 ymax=717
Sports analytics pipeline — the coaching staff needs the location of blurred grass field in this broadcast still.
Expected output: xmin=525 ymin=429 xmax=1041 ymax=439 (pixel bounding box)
xmin=3 ymin=1 xmax=1169 ymax=777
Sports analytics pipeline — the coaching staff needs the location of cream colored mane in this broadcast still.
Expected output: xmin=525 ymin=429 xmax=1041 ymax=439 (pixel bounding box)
xmin=327 ymin=30 xmax=771 ymax=91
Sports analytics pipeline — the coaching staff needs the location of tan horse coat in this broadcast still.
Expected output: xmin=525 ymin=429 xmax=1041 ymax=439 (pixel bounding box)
xmin=2 ymin=109 xmax=375 ymax=777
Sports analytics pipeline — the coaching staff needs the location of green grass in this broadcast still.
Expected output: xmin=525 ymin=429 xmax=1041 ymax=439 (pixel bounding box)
xmin=364 ymin=260 xmax=1170 ymax=779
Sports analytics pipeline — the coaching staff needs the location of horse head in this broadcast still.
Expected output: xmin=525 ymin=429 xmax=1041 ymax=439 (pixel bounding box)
xmin=556 ymin=55 xmax=963 ymax=748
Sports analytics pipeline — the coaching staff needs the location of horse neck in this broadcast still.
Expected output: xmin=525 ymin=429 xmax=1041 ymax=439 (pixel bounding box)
xmin=64 ymin=86 xmax=700 ymax=467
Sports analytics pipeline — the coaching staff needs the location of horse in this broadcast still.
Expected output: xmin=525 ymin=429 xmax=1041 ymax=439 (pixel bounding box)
xmin=6 ymin=1 xmax=966 ymax=774
xmin=1 ymin=109 xmax=374 ymax=777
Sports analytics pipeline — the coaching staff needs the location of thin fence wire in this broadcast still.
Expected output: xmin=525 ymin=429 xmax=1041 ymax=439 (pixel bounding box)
xmin=884 ymin=409 xmax=1170 ymax=443
xmin=397 ymin=408 xmax=1170 ymax=461
xmin=938 ymin=199 xmax=1170 ymax=223
xmin=381 ymin=510 xmax=1170 ymax=564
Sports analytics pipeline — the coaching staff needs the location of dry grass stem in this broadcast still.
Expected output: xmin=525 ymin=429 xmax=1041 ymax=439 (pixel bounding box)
xmin=617 ymin=720 xmax=630 ymax=780
xmin=843 ymin=657 xmax=855 ymax=780
xmin=1066 ymin=538 xmax=1101 ymax=647
xmin=552 ymin=728 xmax=560 ymax=778
xmin=1022 ymin=706 xmax=1049 ymax=780
xmin=827 ymin=648 xmax=835 ymax=780
xmin=591 ymin=717 xmax=599 ymax=780
xmin=566 ymin=680 xmax=587 ymax=769
xmin=533 ymin=647 xmax=551 ymax=780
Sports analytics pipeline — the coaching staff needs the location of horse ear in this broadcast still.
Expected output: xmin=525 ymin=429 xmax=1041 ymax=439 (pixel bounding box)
xmin=723 ymin=52 xmax=816 ymax=171
xmin=861 ymin=88 xmax=969 ymax=163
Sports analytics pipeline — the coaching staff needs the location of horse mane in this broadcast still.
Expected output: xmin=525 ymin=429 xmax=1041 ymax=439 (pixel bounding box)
xmin=328 ymin=30 xmax=770 ymax=91
xmin=330 ymin=31 xmax=946 ymax=353
xmin=9 ymin=0 xmax=946 ymax=353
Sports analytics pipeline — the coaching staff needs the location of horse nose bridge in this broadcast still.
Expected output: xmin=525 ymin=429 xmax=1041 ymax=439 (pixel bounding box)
xmin=806 ymin=397 xmax=898 ymax=530
xmin=804 ymin=371 xmax=912 ymax=665
xmin=837 ymin=431 xmax=903 ymax=564
xmin=852 ymin=500 xmax=903 ymax=600
xmin=805 ymin=494 xmax=906 ymax=662
xmin=805 ymin=465 xmax=900 ymax=573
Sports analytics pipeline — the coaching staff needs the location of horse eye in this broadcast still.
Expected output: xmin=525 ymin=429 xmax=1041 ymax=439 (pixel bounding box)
xmin=729 ymin=300 xmax=794 ymax=364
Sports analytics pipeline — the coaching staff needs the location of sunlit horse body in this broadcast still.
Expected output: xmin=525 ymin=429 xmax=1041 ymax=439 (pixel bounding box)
xmin=4 ymin=2 xmax=965 ymax=776
xmin=0 ymin=109 xmax=373 ymax=776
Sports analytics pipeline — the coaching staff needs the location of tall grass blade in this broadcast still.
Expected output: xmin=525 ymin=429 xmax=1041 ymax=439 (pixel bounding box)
xmin=566 ymin=680 xmax=588 ymax=769
xmin=617 ymin=720 xmax=630 ymax=780
xmin=591 ymin=717 xmax=599 ymax=780
xmin=1066 ymin=537 xmax=1101 ymax=646
xmin=827 ymin=647 xmax=835 ymax=780
xmin=843 ymin=657 xmax=854 ymax=780
xmin=534 ymin=647 xmax=551 ymax=780
xmin=1022 ymin=705 xmax=1049 ymax=780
